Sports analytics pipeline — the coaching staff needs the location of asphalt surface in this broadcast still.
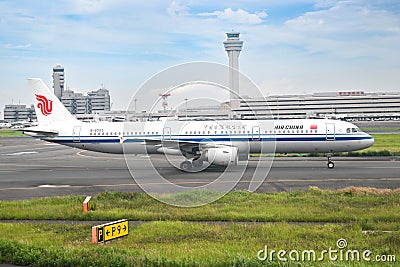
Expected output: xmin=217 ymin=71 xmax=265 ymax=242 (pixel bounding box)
xmin=1 ymin=137 xmax=400 ymax=200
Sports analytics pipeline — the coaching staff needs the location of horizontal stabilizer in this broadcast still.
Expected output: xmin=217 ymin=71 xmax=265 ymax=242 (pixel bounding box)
xmin=23 ymin=127 xmax=59 ymax=137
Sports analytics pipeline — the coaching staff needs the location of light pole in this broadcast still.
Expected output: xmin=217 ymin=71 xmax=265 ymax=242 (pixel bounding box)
xmin=184 ymin=98 xmax=188 ymax=120
xmin=134 ymin=99 xmax=138 ymax=113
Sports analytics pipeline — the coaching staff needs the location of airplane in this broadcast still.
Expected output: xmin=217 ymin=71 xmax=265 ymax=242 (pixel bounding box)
xmin=24 ymin=78 xmax=374 ymax=171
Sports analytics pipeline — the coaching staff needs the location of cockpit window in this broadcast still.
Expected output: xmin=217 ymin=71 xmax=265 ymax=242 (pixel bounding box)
xmin=347 ymin=127 xmax=361 ymax=133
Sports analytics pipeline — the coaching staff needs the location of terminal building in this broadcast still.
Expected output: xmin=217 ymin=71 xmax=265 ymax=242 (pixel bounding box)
xmin=228 ymin=91 xmax=400 ymax=121
xmin=52 ymin=64 xmax=111 ymax=115
xmin=3 ymin=104 xmax=36 ymax=122
xmin=61 ymin=87 xmax=110 ymax=115
xmin=93 ymin=90 xmax=400 ymax=122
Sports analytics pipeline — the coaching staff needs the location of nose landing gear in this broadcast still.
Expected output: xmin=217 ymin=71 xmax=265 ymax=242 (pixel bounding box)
xmin=326 ymin=153 xmax=335 ymax=169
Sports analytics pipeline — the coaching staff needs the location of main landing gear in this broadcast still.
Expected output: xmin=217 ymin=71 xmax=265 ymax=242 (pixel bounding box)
xmin=180 ymin=160 xmax=192 ymax=171
xmin=326 ymin=153 xmax=335 ymax=169
xmin=179 ymin=159 xmax=204 ymax=171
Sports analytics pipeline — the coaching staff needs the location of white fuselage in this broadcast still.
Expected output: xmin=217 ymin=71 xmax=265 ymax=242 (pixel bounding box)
xmin=35 ymin=118 xmax=374 ymax=156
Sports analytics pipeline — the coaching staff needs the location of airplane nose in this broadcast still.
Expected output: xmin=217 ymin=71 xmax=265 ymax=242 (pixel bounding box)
xmin=364 ymin=135 xmax=374 ymax=149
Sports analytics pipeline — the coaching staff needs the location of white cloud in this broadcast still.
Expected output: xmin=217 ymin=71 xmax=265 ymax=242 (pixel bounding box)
xmin=244 ymin=1 xmax=400 ymax=59
xmin=167 ymin=1 xmax=189 ymax=17
xmin=1 ymin=0 xmax=400 ymax=112
xmin=199 ymin=8 xmax=267 ymax=25
xmin=3 ymin=43 xmax=32 ymax=49
xmin=70 ymin=0 xmax=118 ymax=14
xmin=284 ymin=1 xmax=400 ymax=34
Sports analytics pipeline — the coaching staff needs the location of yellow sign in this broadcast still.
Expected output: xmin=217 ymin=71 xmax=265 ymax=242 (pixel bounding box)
xmin=93 ymin=219 xmax=129 ymax=244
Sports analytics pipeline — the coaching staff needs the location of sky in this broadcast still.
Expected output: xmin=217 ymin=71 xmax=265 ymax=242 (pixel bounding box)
xmin=1 ymin=0 xmax=400 ymax=116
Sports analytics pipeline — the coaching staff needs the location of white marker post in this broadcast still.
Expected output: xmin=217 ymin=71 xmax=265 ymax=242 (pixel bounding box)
xmin=83 ymin=196 xmax=92 ymax=213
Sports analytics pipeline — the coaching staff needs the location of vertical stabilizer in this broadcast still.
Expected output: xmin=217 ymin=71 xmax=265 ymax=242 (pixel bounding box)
xmin=28 ymin=78 xmax=77 ymax=125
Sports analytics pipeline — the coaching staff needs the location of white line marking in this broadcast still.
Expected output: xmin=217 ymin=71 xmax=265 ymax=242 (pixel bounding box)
xmin=3 ymin=151 xmax=38 ymax=156
xmin=37 ymin=184 xmax=71 ymax=188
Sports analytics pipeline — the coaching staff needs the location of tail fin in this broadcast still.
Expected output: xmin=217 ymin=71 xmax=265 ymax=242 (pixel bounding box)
xmin=28 ymin=78 xmax=77 ymax=125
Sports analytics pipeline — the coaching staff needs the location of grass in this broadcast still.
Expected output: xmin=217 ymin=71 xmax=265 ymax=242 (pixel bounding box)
xmin=0 ymin=221 xmax=398 ymax=266
xmin=359 ymin=134 xmax=400 ymax=153
xmin=0 ymin=191 xmax=400 ymax=230
xmin=1 ymin=189 xmax=400 ymax=229
xmin=0 ymin=129 xmax=25 ymax=137
xmin=360 ymin=127 xmax=400 ymax=132
xmin=338 ymin=134 xmax=400 ymax=157
xmin=0 ymin=189 xmax=399 ymax=266
xmin=279 ymin=134 xmax=400 ymax=157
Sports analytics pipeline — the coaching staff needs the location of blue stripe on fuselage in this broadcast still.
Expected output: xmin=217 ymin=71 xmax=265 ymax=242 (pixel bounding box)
xmin=47 ymin=134 xmax=373 ymax=144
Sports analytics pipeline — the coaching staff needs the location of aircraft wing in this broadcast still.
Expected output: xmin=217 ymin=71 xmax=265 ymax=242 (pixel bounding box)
xmin=123 ymin=137 xmax=231 ymax=148
xmin=123 ymin=137 xmax=232 ymax=156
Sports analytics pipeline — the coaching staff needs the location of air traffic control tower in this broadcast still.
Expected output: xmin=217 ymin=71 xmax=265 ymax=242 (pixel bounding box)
xmin=223 ymin=32 xmax=243 ymax=100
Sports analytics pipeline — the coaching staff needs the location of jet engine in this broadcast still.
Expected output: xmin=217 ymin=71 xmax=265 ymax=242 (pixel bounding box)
xmin=204 ymin=147 xmax=238 ymax=166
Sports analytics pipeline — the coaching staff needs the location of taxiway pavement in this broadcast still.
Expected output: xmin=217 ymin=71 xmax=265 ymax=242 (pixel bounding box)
xmin=1 ymin=137 xmax=399 ymax=200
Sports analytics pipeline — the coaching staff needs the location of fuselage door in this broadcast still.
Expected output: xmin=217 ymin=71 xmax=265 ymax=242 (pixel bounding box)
xmin=325 ymin=123 xmax=335 ymax=141
xmin=252 ymin=126 xmax=261 ymax=141
xmin=163 ymin=127 xmax=171 ymax=140
xmin=72 ymin=126 xmax=82 ymax=143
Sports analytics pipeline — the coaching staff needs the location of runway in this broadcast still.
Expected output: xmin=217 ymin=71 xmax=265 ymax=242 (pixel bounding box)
xmin=1 ymin=137 xmax=400 ymax=200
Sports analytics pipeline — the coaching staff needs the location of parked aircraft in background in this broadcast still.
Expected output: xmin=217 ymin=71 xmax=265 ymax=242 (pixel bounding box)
xmin=0 ymin=120 xmax=12 ymax=128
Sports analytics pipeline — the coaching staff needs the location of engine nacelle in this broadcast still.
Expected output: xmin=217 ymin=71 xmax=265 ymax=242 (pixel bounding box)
xmin=205 ymin=147 xmax=238 ymax=166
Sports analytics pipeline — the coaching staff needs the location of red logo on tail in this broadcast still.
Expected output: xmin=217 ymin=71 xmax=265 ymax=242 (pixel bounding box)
xmin=35 ymin=94 xmax=53 ymax=116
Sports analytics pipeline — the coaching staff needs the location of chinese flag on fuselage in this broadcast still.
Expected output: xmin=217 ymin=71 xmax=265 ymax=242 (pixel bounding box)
xmin=310 ymin=125 xmax=318 ymax=130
